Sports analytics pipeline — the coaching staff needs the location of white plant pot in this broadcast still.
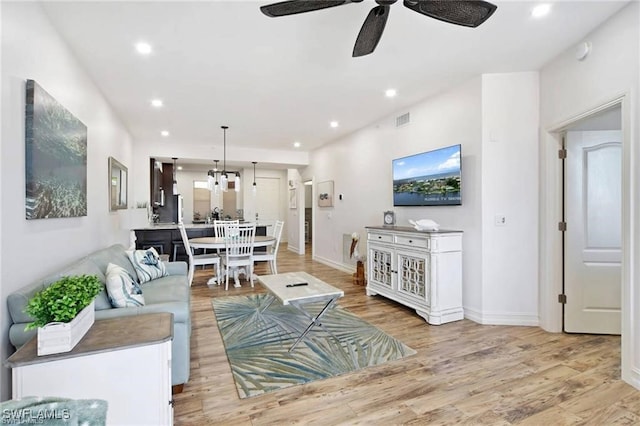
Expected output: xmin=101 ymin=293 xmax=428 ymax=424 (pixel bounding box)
xmin=37 ymin=300 xmax=95 ymax=356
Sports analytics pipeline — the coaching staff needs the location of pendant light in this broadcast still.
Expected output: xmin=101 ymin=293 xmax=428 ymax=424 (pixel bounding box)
xmin=220 ymin=126 xmax=229 ymax=192
xmin=252 ymin=161 xmax=257 ymax=195
xmin=207 ymin=160 xmax=220 ymax=194
xmin=213 ymin=160 xmax=220 ymax=194
xmin=172 ymin=157 xmax=178 ymax=194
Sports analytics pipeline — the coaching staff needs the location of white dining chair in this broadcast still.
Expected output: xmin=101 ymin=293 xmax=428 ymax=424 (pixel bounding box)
xmin=213 ymin=219 xmax=239 ymax=256
xmin=221 ymin=222 xmax=256 ymax=290
xmin=178 ymin=223 xmax=220 ymax=287
xmin=253 ymin=220 xmax=284 ymax=275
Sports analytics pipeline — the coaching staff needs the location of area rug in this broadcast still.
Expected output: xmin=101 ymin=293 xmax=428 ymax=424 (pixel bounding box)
xmin=212 ymin=293 xmax=416 ymax=398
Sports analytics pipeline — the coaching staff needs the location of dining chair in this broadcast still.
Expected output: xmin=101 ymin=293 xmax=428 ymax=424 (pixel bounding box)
xmin=178 ymin=223 xmax=220 ymax=287
xmin=213 ymin=219 xmax=240 ymax=237
xmin=213 ymin=219 xmax=240 ymax=256
xmin=221 ymin=222 xmax=256 ymax=290
xmin=253 ymin=220 xmax=284 ymax=275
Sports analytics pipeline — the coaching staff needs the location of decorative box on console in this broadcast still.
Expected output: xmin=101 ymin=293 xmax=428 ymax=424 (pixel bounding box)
xmin=37 ymin=300 xmax=95 ymax=356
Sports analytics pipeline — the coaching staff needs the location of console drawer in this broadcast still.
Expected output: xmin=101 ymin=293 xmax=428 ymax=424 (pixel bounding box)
xmin=395 ymin=235 xmax=429 ymax=249
xmin=368 ymin=232 xmax=393 ymax=243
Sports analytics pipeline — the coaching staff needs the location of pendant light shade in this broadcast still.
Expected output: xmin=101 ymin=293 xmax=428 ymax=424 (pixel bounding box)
xmin=213 ymin=160 xmax=220 ymax=194
xmin=234 ymin=173 xmax=241 ymax=193
xmin=172 ymin=157 xmax=178 ymax=194
xmin=252 ymin=161 xmax=257 ymax=196
xmin=221 ymin=173 xmax=228 ymax=192
xmin=208 ymin=160 xmax=220 ymax=194
xmin=207 ymin=172 xmax=214 ymax=191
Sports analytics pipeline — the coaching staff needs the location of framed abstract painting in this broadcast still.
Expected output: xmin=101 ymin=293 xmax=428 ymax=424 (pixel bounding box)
xmin=317 ymin=180 xmax=334 ymax=207
xmin=25 ymin=80 xmax=87 ymax=219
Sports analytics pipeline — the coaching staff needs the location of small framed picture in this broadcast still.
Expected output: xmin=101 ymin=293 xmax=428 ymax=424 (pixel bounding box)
xmin=317 ymin=180 xmax=334 ymax=207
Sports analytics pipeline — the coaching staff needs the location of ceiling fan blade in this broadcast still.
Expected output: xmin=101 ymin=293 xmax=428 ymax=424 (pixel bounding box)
xmin=403 ymin=0 xmax=497 ymax=28
xmin=352 ymin=5 xmax=390 ymax=57
xmin=260 ymin=0 xmax=359 ymax=17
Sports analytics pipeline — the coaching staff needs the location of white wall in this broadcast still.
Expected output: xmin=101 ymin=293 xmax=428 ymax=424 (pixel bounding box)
xmin=538 ymin=2 xmax=639 ymax=388
xmin=303 ymin=77 xmax=486 ymax=306
xmin=0 ymin=2 xmax=134 ymax=399
xmin=303 ymin=74 xmax=541 ymax=325
xmin=479 ymin=73 xmax=540 ymax=325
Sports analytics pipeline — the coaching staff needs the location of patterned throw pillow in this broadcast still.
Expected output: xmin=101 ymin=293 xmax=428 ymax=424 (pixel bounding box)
xmin=126 ymin=248 xmax=168 ymax=284
xmin=105 ymin=263 xmax=145 ymax=308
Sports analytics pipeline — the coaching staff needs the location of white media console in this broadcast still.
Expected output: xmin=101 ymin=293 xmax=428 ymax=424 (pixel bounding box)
xmin=366 ymin=226 xmax=463 ymax=325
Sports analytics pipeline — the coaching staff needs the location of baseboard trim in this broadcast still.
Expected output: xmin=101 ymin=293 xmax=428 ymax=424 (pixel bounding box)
xmin=465 ymin=307 xmax=539 ymax=326
xmin=624 ymin=366 xmax=640 ymax=390
xmin=312 ymin=255 xmax=356 ymax=275
xmin=287 ymin=245 xmax=302 ymax=255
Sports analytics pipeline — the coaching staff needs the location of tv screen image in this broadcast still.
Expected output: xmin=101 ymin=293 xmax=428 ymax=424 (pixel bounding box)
xmin=393 ymin=144 xmax=461 ymax=206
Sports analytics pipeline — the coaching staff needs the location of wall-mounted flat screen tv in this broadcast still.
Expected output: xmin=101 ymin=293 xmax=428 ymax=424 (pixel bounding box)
xmin=393 ymin=144 xmax=462 ymax=206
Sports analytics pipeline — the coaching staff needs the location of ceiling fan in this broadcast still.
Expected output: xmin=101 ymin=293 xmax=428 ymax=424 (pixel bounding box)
xmin=260 ymin=0 xmax=498 ymax=57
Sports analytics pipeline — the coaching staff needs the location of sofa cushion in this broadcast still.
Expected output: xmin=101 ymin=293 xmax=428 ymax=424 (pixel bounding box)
xmin=140 ymin=275 xmax=190 ymax=304
xmin=87 ymin=244 xmax=138 ymax=282
xmin=105 ymin=263 xmax=145 ymax=308
xmin=7 ymin=258 xmax=109 ymax=324
xmin=126 ymin=248 xmax=168 ymax=284
xmin=56 ymin=258 xmax=111 ymax=311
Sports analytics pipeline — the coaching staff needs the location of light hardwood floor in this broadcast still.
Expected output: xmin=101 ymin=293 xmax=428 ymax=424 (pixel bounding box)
xmin=173 ymin=244 xmax=638 ymax=425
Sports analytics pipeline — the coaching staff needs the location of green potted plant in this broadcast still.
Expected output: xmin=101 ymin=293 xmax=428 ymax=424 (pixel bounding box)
xmin=25 ymin=275 xmax=103 ymax=355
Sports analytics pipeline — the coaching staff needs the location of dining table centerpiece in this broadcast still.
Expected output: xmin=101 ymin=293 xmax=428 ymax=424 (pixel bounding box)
xmin=25 ymin=275 xmax=103 ymax=355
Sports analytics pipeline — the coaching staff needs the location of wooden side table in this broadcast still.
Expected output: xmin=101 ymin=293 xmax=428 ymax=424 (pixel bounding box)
xmin=5 ymin=313 xmax=174 ymax=425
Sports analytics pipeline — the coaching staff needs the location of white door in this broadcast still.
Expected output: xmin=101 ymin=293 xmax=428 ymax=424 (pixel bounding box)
xmin=255 ymin=177 xmax=281 ymax=231
xmin=564 ymin=130 xmax=622 ymax=334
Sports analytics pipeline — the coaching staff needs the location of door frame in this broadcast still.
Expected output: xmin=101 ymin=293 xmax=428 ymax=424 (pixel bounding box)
xmin=540 ymin=93 xmax=634 ymax=384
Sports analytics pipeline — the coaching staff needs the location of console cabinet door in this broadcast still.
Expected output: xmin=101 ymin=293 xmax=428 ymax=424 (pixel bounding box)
xmin=395 ymin=248 xmax=430 ymax=306
xmin=368 ymin=243 xmax=395 ymax=290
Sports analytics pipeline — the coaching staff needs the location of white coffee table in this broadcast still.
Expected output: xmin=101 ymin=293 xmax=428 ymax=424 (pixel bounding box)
xmin=258 ymin=271 xmax=344 ymax=351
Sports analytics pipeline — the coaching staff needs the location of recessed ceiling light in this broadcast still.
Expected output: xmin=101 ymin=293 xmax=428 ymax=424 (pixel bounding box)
xmin=330 ymin=121 xmax=339 ymax=128
xmin=293 ymin=141 xmax=301 ymax=148
xmin=177 ymin=166 xmax=183 ymax=171
xmin=385 ymin=89 xmax=397 ymax=98
xmin=135 ymin=42 xmax=152 ymax=55
xmin=151 ymin=99 xmax=163 ymax=108
xmin=531 ymin=4 xmax=551 ymax=18
xmin=160 ymin=130 xmax=169 ymax=137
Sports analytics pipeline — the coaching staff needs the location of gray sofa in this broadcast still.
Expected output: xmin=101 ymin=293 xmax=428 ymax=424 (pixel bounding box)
xmin=6 ymin=244 xmax=191 ymax=387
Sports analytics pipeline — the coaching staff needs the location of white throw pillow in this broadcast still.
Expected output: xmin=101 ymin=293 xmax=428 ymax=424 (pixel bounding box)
xmin=126 ymin=248 xmax=168 ymax=284
xmin=105 ymin=263 xmax=145 ymax=308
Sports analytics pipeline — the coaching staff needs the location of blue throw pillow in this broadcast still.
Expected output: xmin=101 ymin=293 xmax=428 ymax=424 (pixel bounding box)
xmin=126 ymin=248 xmax=168 ymax=284
xmin=105 ymin=263 xmax=145 ymax=308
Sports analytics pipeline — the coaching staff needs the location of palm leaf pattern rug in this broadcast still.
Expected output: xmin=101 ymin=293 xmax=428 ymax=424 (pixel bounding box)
xmin=212 ymin=293 xmax=416 ymax=398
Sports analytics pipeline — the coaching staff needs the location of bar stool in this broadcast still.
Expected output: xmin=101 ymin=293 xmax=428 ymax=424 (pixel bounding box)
xmin=172 ymin=239 xmax=185 ymax=261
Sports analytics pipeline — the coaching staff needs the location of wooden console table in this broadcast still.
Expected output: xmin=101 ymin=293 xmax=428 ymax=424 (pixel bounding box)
xmin=5 ymin=313 xmax=174 ymax=425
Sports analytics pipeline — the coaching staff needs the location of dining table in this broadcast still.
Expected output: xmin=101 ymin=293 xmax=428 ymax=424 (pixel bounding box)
xmin=189 ymin=236 xmax=276 ymax=286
